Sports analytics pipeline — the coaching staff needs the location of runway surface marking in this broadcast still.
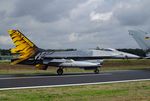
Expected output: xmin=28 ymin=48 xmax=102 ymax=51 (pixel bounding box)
xmin=0 ymin=78 xmax=150 ymax=91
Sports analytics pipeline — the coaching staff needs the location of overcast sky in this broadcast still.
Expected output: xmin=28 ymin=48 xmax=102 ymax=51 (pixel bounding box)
xmin=0 ymin=0 xmax=150 ymax=49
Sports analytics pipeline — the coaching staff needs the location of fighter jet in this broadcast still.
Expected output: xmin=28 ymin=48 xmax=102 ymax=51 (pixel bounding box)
xmin=129 ymin=30 xmax=150 ymax=58
xmin=8 ymin=29 xmax=139 ymax=75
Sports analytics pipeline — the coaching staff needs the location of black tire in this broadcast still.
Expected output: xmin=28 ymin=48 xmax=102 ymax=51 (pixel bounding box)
xmin=57 ymin=68 xmax=63 ymax=75
xmin=94 ymin=68 xmax=99 ymax=74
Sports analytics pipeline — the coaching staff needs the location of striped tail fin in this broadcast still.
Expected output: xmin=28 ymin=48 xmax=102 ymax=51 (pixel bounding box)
xmin=8 ymin=29 xmax=38 ymax=65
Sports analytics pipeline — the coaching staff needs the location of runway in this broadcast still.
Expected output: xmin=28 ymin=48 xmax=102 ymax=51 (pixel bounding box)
xmin=0 ymin=70 xmax=150 ymax=90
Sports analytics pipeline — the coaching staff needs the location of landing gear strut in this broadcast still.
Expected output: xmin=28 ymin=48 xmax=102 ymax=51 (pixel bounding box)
xmin=94 ymin=68 xmax=100 ymax=74
xmin=57 ymin=68 xmax=63 ymax=75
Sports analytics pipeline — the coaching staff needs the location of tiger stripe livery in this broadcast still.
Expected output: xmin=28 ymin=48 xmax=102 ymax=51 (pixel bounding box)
xmin=8 ymin=30 xmax=38 ymax=65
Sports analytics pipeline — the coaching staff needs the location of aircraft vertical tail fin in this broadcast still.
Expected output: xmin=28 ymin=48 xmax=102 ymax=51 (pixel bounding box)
xmin=8 ymin=29 xmax=38 ymax=65
xmin=128 ymin=30 xmax=150 ymax=51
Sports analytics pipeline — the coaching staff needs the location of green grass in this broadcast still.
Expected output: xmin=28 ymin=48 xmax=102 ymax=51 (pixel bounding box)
xmin=0 ymin=81 xmax=150 ymax=101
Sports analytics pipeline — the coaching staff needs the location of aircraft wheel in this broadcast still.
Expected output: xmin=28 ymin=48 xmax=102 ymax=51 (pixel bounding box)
xmin=57 ymin=68 xmax=63 ymax=75
xmin=94 ymin=68 xmax=99 ymax=74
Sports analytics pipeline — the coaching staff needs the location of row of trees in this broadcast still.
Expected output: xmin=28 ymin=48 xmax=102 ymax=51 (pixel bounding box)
xmin=0 ymin=49 xmax=11 ymax=55
xmin=0 ymin=48 xmax=146 ymax=57
xmin=117 ymin=49 xmax=146 ymax=57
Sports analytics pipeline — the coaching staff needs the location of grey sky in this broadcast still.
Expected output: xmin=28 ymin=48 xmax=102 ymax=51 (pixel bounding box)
xmin=0 ymin=0 xmax=150 ymax=49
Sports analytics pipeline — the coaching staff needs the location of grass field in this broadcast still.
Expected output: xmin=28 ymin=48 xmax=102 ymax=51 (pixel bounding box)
xmin=0 ymin=81 xmax=150 ymax=101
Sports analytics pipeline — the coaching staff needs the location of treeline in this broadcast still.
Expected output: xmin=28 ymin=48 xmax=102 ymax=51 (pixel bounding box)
xmin=0 ymin=48 xmax=146 ymax=57
xmin=117 ymin=48 xmax=146 ymax=57
xmin=0 ymin=49 xmax=11 ymax=55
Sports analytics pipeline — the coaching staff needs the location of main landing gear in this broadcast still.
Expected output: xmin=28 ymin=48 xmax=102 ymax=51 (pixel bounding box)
xmin=94 ymin=68 xmax=100 ymax=74
xmin=57 ymin=68 xmax=63 ymax=75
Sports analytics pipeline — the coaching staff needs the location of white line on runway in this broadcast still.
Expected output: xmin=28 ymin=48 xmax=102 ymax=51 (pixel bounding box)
xmin=0 ymin=79 xmax=150 ymax=91
xmin=0 ymin=73 xmax=112 ymax=80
